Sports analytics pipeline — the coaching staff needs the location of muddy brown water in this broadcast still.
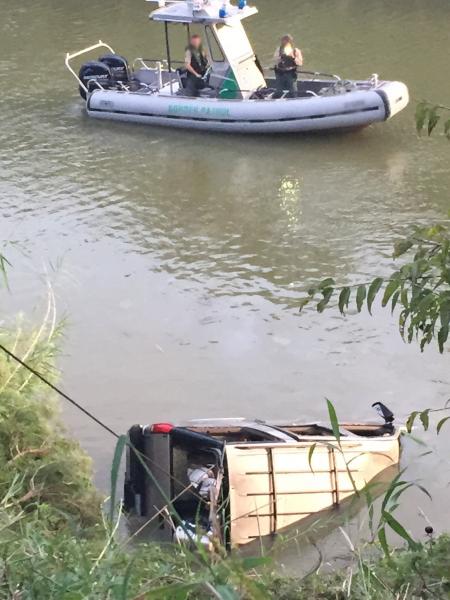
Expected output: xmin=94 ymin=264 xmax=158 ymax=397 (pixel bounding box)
xmin=1 ymin=0 xmax=450 ymax=562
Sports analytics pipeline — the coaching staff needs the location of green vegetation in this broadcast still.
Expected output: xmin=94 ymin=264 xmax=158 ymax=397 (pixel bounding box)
xmin=301 ymin=223 xmax=450 ymax=354
xmin=415 ymin=101 xmax=450 ymax=139
xmin=0 ymin=321 xmax=449 ymax=598
xmin=299 ymin=222 xmax=450 ymax=446
xmin=272 ymin=535 xmax=450 ymax=599
xmin=293 ymin=157 xmax=450 ymax=594
xmin=0 ymin=327 xmax=101 ymax=529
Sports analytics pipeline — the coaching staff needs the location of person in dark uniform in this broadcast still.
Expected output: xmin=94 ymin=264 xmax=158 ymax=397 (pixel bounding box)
xmin=184 ymin=34 xmax=209 ymax=97
xmin=274 ymin=34 xmax=303 ymax=98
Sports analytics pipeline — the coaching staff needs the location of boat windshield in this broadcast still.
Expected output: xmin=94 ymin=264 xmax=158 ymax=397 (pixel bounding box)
xmin=214 ymin=22 xmax=253 ymax=63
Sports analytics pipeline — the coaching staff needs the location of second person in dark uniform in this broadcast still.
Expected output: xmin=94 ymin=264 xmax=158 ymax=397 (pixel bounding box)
xmin=184 ymin=34 xmax=209 ymax=97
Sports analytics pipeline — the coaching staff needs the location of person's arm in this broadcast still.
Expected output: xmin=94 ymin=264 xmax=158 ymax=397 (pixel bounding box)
xmin=184 ymin=50 xmax=201 ymax=77
xmin=273 ymin=46 xmax=280 ymax=67
xmin=294 ymin=48 xmax=303 ymax=67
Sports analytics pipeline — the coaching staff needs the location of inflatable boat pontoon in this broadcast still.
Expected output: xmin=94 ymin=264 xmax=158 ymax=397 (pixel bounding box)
xmin=65 ymin=0 xmax=409 ymax=135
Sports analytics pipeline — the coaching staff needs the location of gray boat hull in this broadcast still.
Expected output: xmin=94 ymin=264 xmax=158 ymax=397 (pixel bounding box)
xmin=86 ymin=80 xmax=409 ymax=134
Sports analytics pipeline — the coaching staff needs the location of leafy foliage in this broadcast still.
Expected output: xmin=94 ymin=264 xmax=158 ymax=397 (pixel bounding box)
xmin=268 ymin=535 xmax=450 ymax=599
xmin=300 ymin=224 xmax=450 ymax=353
xmin=0 ymin=327 xmax=102 ymax=528
xmin=415 ymin=101 xmax=450 ymax=139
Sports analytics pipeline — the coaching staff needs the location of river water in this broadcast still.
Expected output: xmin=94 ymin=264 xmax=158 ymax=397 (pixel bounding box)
xmin=1 ymin=0 xmax=450 ymax=557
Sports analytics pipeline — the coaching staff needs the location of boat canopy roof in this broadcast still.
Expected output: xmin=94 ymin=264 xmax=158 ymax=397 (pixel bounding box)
xmin=148 ymin=0 xmax=258 ymax=24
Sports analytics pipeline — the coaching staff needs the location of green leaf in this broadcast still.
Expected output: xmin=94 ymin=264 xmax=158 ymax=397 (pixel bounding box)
xmin=390 ymin=483 xmax=414 ymax=506
xmin=240 ymin=580 xmax=269 ymax=600
xmin=308 ymin=443 xmax=316 ymax=472
xmin=427 ymin=106 xmax=440 ymax=136
xmin=393 ymin=239 xmax=413 ymax=258
xmin=444 ymin=118 xmax=450 ymax=139
xmin=368 ymin=501 xmax=374 ymax=536
xmin=438 ymin=325 xmax=449 ymax=353
xmin=382 ymin=279 xmax=400 ymax=307
xmin=382 ymin=510 xmax=418 ymax=550
xmin=317 ymin=287 xmax=333 ymax=313
xmin=419 ymin=410 xmax=430 ymax=431
xmin=391 ymin=290 xmax=400 ymax=314
xmin=399 ymin=309 xmax=408 ymax=339
xmin=110 ymin=434 xmax=127 ymax=523
xmin=215 ymin=584 xmax=240 ymax=600
xmin=420 ymin=335 xmax=431 ymax=352
xmin=381 ymin=470 xmax=408 ymax=512
xmin=356 ymin=285 xmax=366 ymax=313
xmin=416 ymin=291 xmax=435 ymax=313
xmin=338 ymin=287 xmax=351 ymax=315
xmin=437 ymin=416 xmax=450 ymax=434
xmin=406 ymin=411 xmax=419 ymax=433
xmin=240 ymin=556 xmax=271 ymax=571
xmin=119 ymin=557 xmax=137 ymax=600
xmin=378 ymin=526 xmax=390 ymax=558
xmin=318 ymin=277 xmax=336 ymax=290
xmin=440 ymin=301 xmax=450 ymax=330
xmin=298 ymin=297 xmax=310 ymax=312
xmin=400 ymin=288 xmax=409 ymax=309
xmin=367 ymin=277 xmax=384 ymax=315
xmin=439 ymin=298 xmax=450 ymax=327
xmin=415 ymin=101 xmax=429 ymax=134
xmin=326 ymin=398 xmax=340 ymax=444
xmin=0 ymin=253 xmax=11 ymax=290
xmin=415 ymin=484 xmax=433 ymax=502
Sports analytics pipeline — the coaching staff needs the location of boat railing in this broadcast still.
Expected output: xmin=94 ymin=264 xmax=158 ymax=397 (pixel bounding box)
xmin=133 ymin=58 xmax=187 ymax=94
xmin=86 ymin=78 xmax=108 ymax=93
xmin=65 ymin=40 xmax=115 ymax=94
xmin=264 ymin=67 xmax=341 ymax=82
xmin=132 ymin=57 xmax=186 ymax=71
xmin=133 ymin=57 xmax=167 ymax=71
xmin=297 ymin=70 xmax=341 ymax=81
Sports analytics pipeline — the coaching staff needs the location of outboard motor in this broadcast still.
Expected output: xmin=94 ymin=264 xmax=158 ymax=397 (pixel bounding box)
xmin=99 ymin=53 xmax=129 ymax=83
xmin=372 ymin=402 xmax=395 ymax=431
xmin=78 ymin=60 xmax=112 ymax=99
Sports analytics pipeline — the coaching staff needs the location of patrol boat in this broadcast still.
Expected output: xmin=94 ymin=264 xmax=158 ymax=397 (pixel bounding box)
xmin=65 ymin=0 xmax=409 ymax=135
xmin=124 ymin=403 xmax=402 ymax=548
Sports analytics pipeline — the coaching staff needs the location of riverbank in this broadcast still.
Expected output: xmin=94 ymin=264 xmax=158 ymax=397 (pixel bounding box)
xmin=1 ymin=329 xmax=449 ymax=599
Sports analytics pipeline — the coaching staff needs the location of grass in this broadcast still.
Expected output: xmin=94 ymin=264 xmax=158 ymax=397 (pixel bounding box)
xmin=0 ymin=322 xmax=449 ymax=599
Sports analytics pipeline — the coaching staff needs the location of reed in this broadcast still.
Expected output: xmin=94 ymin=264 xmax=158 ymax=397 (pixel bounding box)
xmin=0 ymin=321 xmax=449 ymax=598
